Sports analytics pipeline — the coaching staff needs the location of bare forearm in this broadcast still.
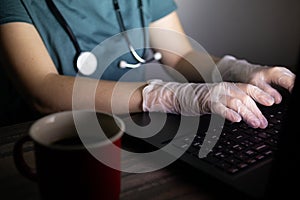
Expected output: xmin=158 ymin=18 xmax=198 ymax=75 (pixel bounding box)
xmin=172 ymin=50 xmax=221 ymax=83
xmin=149 ymin=11 xmax=221 ymax=83
xmin=33 ymin=74 xmax=146 ymax=115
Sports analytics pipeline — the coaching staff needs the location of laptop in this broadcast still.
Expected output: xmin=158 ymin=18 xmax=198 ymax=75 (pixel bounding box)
xmin=122 ymin=60 xmax=299 ymax=200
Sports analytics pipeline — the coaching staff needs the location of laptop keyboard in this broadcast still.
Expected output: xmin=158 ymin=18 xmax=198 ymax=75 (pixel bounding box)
xmin=173 ymin=97 xmax=289 ymax=175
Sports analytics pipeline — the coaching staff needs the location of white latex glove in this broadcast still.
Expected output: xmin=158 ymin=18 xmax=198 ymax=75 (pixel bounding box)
xmin=142 ymin=79 xmax=275 ymax=128
xmin=215 ymin=55 xmax=296 ymax=104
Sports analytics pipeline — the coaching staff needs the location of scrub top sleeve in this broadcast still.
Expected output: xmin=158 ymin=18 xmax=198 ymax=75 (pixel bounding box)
xmin=149 ymin=0 xmax=177 ymax=22
xmin=0 ymin=0 xmax=32 ymax=25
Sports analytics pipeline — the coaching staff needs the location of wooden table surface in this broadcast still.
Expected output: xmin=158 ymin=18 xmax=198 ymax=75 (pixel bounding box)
xmin=0 ymin=121 xmax=246 ymax=200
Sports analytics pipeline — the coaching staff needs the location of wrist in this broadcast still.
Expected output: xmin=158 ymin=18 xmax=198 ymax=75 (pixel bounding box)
xmin=142 ymin=79 xmax=209 ymax=116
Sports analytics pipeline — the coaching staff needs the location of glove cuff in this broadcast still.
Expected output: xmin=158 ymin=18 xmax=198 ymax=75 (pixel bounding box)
xmin=142 ymin=79 xmax=208 ymax=116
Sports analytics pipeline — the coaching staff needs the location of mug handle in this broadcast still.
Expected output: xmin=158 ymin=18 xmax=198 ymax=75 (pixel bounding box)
xmin=13 ymin=135 xmax=37 ymax=181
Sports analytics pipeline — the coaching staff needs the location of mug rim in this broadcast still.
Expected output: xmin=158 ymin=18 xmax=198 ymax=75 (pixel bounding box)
xmin=28 ymin=110 xmax=125 ymax=150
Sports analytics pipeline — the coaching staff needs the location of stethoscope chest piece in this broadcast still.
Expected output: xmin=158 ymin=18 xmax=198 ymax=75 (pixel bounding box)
xmin=76 ymin=51 xmax=97 ymax=76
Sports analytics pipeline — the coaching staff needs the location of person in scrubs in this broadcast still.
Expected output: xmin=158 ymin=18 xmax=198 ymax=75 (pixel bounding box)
xmin=0 ymin=0 xmax=295 ymax=128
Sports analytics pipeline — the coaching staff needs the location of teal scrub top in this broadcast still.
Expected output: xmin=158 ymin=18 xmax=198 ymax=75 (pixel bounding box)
xmin=0 ymin=0 xmax=177 ymax=81
xmin=0 ymin=0 xmax=177 ymax=125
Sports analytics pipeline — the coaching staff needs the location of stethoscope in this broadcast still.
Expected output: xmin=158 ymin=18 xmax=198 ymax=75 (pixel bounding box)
xmin=46 ymin=0 xmax=162 ymax=76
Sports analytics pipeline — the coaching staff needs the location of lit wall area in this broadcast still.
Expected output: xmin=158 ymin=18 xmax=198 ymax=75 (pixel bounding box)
xmin=174 ymin=0 xmax=300 ymax=71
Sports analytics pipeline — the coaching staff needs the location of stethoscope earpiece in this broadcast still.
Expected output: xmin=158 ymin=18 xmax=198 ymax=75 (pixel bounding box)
xmin=153 ymin=52 xmax=162 ymax=61
xmin=119 ymin=52 xmax=162 ymax=69
xmin=119 ymin=61 xmax=141 ymax=69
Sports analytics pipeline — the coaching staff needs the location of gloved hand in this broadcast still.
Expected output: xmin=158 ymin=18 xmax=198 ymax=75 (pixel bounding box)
xmin=215 ymin=55 xmax=296 ymax=104
xmin=142 ymin=79 xmax=275 ymax=128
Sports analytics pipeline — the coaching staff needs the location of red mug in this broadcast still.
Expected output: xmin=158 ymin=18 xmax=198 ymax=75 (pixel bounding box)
xmin=13 ymin=110 xmax=124 ymax=200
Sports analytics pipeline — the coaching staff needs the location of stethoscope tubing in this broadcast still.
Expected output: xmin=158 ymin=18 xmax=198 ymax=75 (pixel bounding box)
xmin=113 ymin=0 xmax=147 ymax=63
xmin=46 ymin=0 xmax=158 ymax=74
xmin=46 ymin=0 xmax=81 ymax=57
